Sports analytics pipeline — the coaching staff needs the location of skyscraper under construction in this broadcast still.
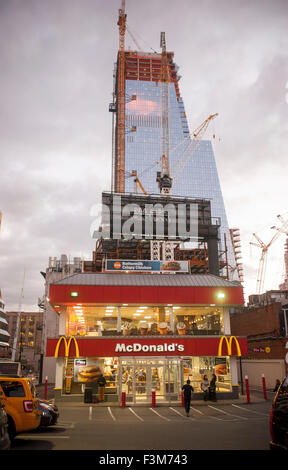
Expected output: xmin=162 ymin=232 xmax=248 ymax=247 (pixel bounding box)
xmin=109 ymin=2 xmax=238 ymax=280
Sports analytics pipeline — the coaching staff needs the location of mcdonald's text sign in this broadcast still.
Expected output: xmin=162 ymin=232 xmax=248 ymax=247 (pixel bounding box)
xmin=47 ymin=336 xmax=247 ymax=358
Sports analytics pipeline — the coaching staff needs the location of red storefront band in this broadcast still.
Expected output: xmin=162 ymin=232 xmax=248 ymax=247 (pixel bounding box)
xmin=47 ymin=335 xmax=247 ymax=358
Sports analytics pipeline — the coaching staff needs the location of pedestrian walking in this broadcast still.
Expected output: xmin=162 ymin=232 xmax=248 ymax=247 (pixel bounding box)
xmin=201 ymin=374 xmax=209 ymax=401
xmin=97 ymin=374 xmax=106 ymax=402
xmin=182 ymin=379 xmax=194 ymax=416
xmin=208 ymin=373 xmax=217 ymax=402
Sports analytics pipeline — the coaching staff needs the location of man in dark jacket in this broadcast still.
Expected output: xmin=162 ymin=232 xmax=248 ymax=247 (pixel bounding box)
xmin=209 ymin=374 xmax=217 ymax=402
xmin=182 ymin=380 xmax=194 ymax=416
xmin=98 ymin=375 xmax=106 ymax=402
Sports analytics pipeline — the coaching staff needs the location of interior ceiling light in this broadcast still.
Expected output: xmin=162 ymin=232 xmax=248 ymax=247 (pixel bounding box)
xmin=105 ymin=313 xmax=113 ymax=316
xmin=173 ymin=307 xmax=180 ymax=310
xmin=144 ymin=316 xmax=152 ymax=319
xmin=133 ymin=313 xmax=140 ymax=316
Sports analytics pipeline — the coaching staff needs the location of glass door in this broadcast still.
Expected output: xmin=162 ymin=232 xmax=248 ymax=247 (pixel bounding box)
xmin=121 ymin=359 xmax=134 ymax=399
xmin=166 ymin=359 xmax=182 ymax=403
xmin=120 ymin=358 xmax=181 ymax=404
xmin=135 ymin=363 xmax=149 ymax=402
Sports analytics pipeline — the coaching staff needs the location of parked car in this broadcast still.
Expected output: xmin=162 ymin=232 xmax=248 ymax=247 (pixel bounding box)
xmin=39 ymin=399 xmax=59 ymax=427
xmin=270 ymin=376 xmax=288 ymax=451
xmin=0 ymin=375 xmax=41 ymax=439
xmin=0 ymin=401 xmax=10 ymax=450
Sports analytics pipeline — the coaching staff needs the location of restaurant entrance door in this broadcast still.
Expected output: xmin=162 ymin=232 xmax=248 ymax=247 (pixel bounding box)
xmin=120 ymin=358 xmax=182 ymax=404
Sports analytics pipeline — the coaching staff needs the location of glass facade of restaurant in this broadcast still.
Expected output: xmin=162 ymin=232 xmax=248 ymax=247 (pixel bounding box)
xmin=62 ymin=355 xmax=232 ymax=401
xmin=60 ymin=303 xmax=232 ymax=401
xmin=66 ymin=305 xmax=224 ymax=337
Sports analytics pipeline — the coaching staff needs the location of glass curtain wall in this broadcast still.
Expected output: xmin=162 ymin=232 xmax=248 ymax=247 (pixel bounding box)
xmin=124 ymin=79 xmax=237 ymax=277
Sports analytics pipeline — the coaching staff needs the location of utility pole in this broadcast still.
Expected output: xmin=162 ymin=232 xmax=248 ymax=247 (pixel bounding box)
xmin=11 ymin=270 xmax=25 ymax=362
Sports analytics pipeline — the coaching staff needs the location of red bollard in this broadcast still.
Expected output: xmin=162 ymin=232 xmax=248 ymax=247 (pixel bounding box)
xmin=44 ymin=376 xmax=48 ymax=400
xmin=262 ymin=374 xmax=267 ymax=400
xmin=121 ymin=391 xmax=126 ymax=408
xmin=245 ymin=375 xmax=250 ymax=404
xmin=152 ymin=390 xmax=156 ymax=408
xmin=181 ymin=391 xmax=184 ymax=407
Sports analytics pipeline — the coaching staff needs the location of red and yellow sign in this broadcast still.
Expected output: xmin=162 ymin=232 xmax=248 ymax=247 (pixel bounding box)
xmin=218 ymin=335 xmax=242 ymax=357
xmin=54 ymin=336 xmax=80 ymax=358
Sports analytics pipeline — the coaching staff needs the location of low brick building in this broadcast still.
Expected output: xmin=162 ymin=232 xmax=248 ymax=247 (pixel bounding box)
xmin=230 ymin=291 xmax=288 ymax=388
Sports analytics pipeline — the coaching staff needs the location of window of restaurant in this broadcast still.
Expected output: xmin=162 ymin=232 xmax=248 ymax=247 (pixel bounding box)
xmin=62 ymin=357 xmax=119 ymax=397
xmin=182 ymin=356 xmax=232 ymax=392
xmin=61 ymin=355 xmax=231 ymax=398
xmin=66 ymin=305 xmax=224 ymax=337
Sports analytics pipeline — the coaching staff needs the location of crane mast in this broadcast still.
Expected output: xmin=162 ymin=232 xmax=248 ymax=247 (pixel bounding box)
xmin=157 ymin=32 xmax=173 ymax=195
xmin=116 ymin=0 xmax=127 ymax=193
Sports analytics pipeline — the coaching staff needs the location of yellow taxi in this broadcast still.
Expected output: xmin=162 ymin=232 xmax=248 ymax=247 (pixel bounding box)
xmin=0 ymin=376 xmax=41 ymax=439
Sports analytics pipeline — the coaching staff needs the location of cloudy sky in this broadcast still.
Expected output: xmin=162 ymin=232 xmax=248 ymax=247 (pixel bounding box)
xmin=0 ymin=0 xmax=288 ymax=311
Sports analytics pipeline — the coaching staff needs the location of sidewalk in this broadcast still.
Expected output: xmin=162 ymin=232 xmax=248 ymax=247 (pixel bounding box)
xmin=36 ymin=383 xmax=268 ymax=407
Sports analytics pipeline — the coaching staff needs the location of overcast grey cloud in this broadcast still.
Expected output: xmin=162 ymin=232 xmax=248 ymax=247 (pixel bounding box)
xmin=0 ymin=0 xmax=288 ymax=310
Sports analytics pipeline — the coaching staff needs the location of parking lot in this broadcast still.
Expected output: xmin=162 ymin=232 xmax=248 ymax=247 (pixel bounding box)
xmin=10 ymin=399 xmax=272 ymax=451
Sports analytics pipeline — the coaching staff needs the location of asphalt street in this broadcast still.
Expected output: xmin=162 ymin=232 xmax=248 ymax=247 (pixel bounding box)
xmin=10 ymin=399 xmax=272 ymax=451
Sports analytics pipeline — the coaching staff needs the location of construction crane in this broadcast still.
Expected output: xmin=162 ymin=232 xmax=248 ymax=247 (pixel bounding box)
xmin=156 ymin=112 xmax=218 ymax=195
xmin=156 ymin=32 xmax=218 ymax=196
xmin=130 ymin=170 xmax=147 ymax=195
xmin=116 ymin=0 xmax=127 ymax=194
xmin=250 ymin=214 xmax=288 ymax=294
xmin=171 ymin=113 xmax=218 ymax=183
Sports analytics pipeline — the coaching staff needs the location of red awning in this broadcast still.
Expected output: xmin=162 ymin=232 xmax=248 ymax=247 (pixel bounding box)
xmin=49 ymin=273 xmax=244 ymax=307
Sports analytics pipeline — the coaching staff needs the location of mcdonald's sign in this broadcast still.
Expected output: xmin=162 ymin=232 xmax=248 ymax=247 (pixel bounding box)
xmin=54 ymin=336 xmax=80 ymax=358
xmin=218 ymin=336 xmax=242 ymax=357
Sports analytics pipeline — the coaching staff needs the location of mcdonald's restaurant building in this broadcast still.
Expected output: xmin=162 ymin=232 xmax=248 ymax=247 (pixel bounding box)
xmin=45 ymin=273 xmax=247 ymax=403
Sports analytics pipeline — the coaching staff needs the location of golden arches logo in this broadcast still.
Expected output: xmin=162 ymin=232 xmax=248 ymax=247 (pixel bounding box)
xmin=54 ymin=336 xmax=80 ymax=358
xmin=218 ymin=336 xmax=241 ymax=357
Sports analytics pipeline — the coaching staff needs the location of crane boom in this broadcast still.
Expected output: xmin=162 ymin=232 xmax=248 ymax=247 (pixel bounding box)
xmin=172 ymin=113 xmax=218 ymax=183
xmin=127 ymin=25 xmax=143 ymax=51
